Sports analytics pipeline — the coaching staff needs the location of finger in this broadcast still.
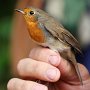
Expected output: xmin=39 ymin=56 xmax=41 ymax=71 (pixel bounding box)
xmin=58 ymin=57 xmax=89 ymax=82
xmin=29 ymin=47 xmax=80 ymax=81
xmin=7 ymin=78 xmax=48 ymax=90
xmin=29 ymin=47 xmax=79 ymax=81
xmin=58 ymin=57 xmax=76 ymax=78
xmin=29 ymin=46 xmax=61 ymax=66
xmin=29 ymin=47 xmax=89 ymax=83
xmin=17 ymin=58 xmax=60 ymax=82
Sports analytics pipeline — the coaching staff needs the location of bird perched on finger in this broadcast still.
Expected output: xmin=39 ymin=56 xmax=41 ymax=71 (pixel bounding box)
xmin=15 ymin=7 xmax=83 ymax=85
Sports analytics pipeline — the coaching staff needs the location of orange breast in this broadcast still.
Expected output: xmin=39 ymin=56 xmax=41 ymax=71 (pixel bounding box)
xmin=27 ymin=22 xmax=45 ymax=43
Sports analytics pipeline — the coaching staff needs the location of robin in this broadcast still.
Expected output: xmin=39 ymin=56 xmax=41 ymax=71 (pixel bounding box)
xmin=15 ymin=7 xmax=83 ymax=85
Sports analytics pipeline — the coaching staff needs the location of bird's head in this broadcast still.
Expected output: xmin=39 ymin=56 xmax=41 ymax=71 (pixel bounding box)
xmin=15 ymin=7 xmax=48 ymax=23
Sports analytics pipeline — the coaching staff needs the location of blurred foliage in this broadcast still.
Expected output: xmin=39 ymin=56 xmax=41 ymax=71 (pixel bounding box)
xmin=63 ymin=0 xmax=86 ymax=36
xmin=0 ymin=0 xmax=17 ymax=18
xmin=0 ymin=17 xmax=12 ymax=82
xmin=0 ymin=0 xmax=17 ymax=89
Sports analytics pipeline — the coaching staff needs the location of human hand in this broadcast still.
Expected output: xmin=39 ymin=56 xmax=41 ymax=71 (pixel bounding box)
xmin=7 ymin=46 xmax=90 ymax=90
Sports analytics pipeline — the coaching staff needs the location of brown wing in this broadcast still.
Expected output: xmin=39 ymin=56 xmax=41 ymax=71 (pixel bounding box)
xmin=61 ymin=29 xmax=82 ymax=53
xmin=44 ymin=18 xmax=81 ymax=53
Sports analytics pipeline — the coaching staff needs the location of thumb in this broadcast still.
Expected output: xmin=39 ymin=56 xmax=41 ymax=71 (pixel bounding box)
xmin=58 ymin=55 xmax=89 ymax=85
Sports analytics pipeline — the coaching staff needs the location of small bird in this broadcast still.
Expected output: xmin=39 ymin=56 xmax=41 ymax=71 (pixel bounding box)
xmin=15 ymin=7 xmax=83 ymax=85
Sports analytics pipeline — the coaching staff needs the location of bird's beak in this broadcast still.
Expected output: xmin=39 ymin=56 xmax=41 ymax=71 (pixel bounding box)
xmin=15 ymin=9 xmax=25 ymax=14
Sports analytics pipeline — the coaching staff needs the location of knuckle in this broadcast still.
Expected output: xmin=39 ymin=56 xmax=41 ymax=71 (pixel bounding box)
xmin=31 ymin=61 xmax=40 ymax=74
xmin=29 ymin=47 xmax=41 ymax=57
xmin=29 ymin=46 xmax=46 ymax=58
xmin=17 ymin=58 xmax=40 ymax=77
xmin=17 ymin=59 xmax=24 ymax=72
xmin=29 ymin=48 xmax=36 ymax=57
xmin=7 ymin=78 xmax=17 ymax=89
xmin=17 ymin=58 xmax=29 ymax=75
xmin=20 ymin=81 xmax=30 ymax=90
xmin=7 ymin=78 xmax=31 ymax=90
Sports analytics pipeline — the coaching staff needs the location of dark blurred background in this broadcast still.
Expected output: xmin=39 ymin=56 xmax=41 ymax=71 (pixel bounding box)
xmin=0 ymin=0 xmax=90 ymax=89
xmin=0 ymin=0 xmax=16 ymax=89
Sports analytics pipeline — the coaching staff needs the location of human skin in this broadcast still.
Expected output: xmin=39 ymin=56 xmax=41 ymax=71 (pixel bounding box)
xmin=7 ymin=46 xmax=90 ymax=90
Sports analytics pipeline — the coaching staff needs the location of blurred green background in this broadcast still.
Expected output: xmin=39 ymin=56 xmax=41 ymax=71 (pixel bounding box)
xmin=0 ymin=0 xmax=16 ymax=89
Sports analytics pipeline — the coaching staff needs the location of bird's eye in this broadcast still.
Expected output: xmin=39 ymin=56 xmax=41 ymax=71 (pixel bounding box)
xmin=29 ymin=11 xmax=34 ymax=15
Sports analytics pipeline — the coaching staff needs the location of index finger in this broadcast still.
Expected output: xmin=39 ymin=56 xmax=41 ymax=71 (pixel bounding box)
xmin=29 ymin=46 xmax=61 ymax=66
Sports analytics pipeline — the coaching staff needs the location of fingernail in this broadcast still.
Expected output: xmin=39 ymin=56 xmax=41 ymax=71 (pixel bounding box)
xmin=33 ymin=84 xmax=47 ymax=90
xmin=46 ymin=69 xmax=57 ymax=80
xmin=49 ymin=55 xmax=60 ymax=66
